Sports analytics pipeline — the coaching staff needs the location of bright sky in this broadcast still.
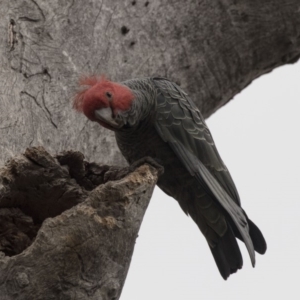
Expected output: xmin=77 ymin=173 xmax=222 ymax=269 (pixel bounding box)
xmin=122 ymin=61 xmax=300 ymax=300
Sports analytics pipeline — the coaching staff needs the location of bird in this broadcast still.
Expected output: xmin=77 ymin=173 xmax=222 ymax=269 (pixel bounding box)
xmin=73 ymin=75 xmax=267 ymax=279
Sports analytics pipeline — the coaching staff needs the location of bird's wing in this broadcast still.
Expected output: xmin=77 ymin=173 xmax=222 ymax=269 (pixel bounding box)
xmin=153 ymin=78 xmax=255 ymax=266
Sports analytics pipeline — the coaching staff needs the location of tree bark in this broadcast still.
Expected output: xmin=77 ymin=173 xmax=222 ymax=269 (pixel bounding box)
xmin=0 ymin=147 xmax=160 ymax=299
xmin=0 ymin=0 xmax=299 ymax=164
xmin=0 ymin=0 xmax=300 ymax=299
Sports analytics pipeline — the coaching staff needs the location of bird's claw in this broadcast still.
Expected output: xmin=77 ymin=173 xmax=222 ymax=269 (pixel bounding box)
xmin=130 ymin=156 xmax=164 ymax=176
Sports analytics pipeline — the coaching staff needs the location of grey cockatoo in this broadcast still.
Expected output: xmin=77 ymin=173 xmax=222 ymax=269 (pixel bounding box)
xmin=73 ymin=76 xmax=267 ymax=279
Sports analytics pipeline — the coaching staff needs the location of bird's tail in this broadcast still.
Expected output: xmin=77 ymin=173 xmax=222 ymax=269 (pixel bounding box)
xmin=209 ymin=217 xmax=267 ymax=280
xmin=231 ymin=213 xmax=267 ymax=255
xmin=209 ymin=223 xmax=243 ymax=280
xmin=187 ymin=194 xmax=266 ymax=279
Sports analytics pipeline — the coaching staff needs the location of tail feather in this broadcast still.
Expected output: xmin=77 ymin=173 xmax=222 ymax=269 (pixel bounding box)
xmin=189 ymin=195 xmax=266 ymax=279
xmin=247 ymin=218 xmax=267 ymax=254
xmin=210 ymin=223 xmax=243 ymax=280
xmin=230 ymin=214 xmax=267 ymax=255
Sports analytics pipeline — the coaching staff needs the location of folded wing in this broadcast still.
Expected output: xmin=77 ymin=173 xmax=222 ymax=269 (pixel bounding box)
xmin=153 ymin=77 xmax=255 ymax=266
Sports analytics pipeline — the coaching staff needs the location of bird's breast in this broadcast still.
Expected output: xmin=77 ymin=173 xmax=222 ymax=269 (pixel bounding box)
xmin=115 ymin=123 xmax=198 ymax=203
xmin=115 ymin=122 xmax=171 ymax=165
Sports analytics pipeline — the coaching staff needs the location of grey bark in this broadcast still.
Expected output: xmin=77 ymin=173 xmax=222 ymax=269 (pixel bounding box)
xmin=0 ymin=0 xmax=299 ymax=165
xmin=0 ymin=147 xmax=160 ymax=299
xmin=0 ymin=0 xmax=299 ymax=299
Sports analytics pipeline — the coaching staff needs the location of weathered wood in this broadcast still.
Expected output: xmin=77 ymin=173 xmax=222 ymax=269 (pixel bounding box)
xmin=0 ymin=0 xmax=299 ymax=165
xmin=0 ymin=147 xmax=159 ymax=299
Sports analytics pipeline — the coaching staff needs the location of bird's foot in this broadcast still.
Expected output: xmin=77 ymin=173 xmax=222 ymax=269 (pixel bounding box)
xmin=130 ymin=156 xmax=164 ymax=176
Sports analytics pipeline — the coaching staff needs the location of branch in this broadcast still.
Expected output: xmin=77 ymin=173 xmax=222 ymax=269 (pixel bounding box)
xmin=1 ymin=0 xmax=300 ymax=164
xmin=0 ymin=147 xmax=160 ymax=299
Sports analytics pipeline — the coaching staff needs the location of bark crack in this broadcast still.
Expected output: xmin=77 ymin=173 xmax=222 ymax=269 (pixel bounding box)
xmin=18 ymin=16 xmax=40 ymax=23
xmin=41 ymin=80 xmax=57 ymax=129
xmin=20 ymin=87 xmax=58 ymax=130
xmin=8 ymin=19 xmax=17 ymax=51
xmin=92 ymin=0 xmax=104 ymax=38
xmin=29 ymin=0 xmax=46 ymax=21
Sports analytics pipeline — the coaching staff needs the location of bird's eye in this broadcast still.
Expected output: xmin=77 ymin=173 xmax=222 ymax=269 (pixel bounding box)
xmin=106 ymin=91 xmax=112 ymax=99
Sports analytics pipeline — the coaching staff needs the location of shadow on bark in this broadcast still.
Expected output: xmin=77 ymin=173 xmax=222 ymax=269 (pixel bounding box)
xmin=0 ymin=147 xmax=160 ymax=300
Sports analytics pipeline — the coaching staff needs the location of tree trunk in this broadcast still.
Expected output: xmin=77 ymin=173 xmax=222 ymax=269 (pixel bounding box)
xmin=0 ymin=0 xmax=299 ymax=299
xmin=1 ymin=0 xmax=299 ymax=165
xmin=0 ymin=147 xmax=161 ymax=299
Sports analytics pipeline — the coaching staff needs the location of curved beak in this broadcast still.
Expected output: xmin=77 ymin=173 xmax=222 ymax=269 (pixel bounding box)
xmin=95 ymin=107 xmax=121 ymax=128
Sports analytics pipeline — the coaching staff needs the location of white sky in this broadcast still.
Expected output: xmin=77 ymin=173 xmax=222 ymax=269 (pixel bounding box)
xmin=121 ymin=61 xmax=300 ymax=300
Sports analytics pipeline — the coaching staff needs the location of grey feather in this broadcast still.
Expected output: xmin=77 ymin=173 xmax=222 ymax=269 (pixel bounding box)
xmin=152 ymin=78 xmax=256 ymax=265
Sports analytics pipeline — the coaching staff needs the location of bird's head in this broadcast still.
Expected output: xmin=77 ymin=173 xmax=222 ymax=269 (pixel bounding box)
xmin=73 ymin=76 xmax=135 ymax=130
